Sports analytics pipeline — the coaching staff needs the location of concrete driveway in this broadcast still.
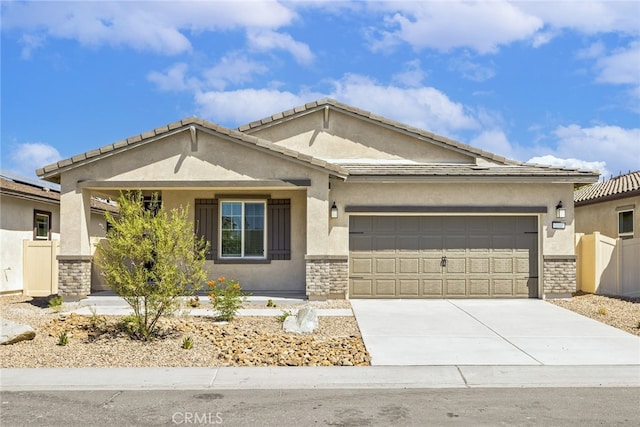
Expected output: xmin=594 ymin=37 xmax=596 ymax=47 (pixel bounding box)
xmin=351 ymin=299 xmax=640 ymax=366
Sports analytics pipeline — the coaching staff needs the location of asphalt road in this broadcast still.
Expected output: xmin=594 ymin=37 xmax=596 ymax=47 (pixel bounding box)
xmin=2 ymin=388 xmax=639 ymax=426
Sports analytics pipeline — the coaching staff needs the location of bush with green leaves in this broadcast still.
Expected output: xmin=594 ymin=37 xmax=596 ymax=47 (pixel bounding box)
xmin=96 ymin=191 xmax=208 ymax=340
xmin=208 ymin=277 xmax=248 ymax=321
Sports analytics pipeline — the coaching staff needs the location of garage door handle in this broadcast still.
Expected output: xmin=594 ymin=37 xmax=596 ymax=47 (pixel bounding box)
xmin=440 ymin=256 xmax=447 ymax=267
xmin=350 ymin=276 xmax=364 ymax=279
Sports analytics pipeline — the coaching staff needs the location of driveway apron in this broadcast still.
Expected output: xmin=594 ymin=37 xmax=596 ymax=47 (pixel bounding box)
xmin=350 ymin=299 xmax=640 ymax=366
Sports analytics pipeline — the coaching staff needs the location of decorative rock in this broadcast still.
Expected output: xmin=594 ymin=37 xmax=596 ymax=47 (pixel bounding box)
xmin=0 ymin=318 xmax=36 ymax=345
xmin=283 ymin=307 xmax=318 ymax=334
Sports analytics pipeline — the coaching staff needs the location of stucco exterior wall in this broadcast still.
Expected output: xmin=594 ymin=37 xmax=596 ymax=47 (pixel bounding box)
xmin=0 ymin=195 xmax=60 ymax=293
xmin=328 ymin=180 xmax=576 ymax=258
xmin=162 ymin=189 xmax=308 ymax=294
xmin=575 ymin=195 xmax=640 ymax=239
xmin=248 ymin=110 xmax=476 ymax=164
xmin=0 ymin=193 xmax=107 ymax=294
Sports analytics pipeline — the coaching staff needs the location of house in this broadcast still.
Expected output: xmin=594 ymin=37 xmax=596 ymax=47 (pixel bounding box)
xmin=0 ymin=171 xmax=115 ymax=296
xmin=574 ymin=171 xmax=640 ymax=239
xmin=573 ymin=171 xmax=640 ymax=297
xmin=36 ymin=99 xmax=598 ymax=299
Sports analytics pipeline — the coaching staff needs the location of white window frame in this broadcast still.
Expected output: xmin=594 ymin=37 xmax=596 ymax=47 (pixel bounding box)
xmin=618 ymin=209 xmax=634 ymax=239
xmin=219 ymin=200 xmax=267 ymax=259
xmin=34 ymin=210 xmax=51 ymax=240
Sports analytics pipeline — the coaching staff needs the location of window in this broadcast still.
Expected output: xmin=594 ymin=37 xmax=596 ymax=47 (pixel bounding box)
xmin=220 ymin=201 xmax=266 ymax=258
xmin=34 ymin=210 xmax=51 ymax=240
xmin=195 ymin=198 xmax=290 ymax=262
xmin=618 ymin=210 xmax=634 ymax=239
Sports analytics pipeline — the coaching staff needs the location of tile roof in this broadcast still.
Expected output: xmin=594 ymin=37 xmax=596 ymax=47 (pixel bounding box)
xmin=0 ymin=175 xmax=117 ymax=212
xmin=238 ymin=98 xmax=519 ymax=166
xmin=36 ymin=117 xmax=349 ymax=181
xmin=340 ymin=163 xmax=599 ymax=181
xmin=574 ymin=170 xmax=640 ymax=205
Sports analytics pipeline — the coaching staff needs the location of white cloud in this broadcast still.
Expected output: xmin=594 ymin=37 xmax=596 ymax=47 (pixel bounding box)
xmin=8 ymin=143 xmax=62 ymax=177
xmin=469 ymin=129 xmax=515 ymax=159
xmin=147 ymin=63 xmax=193 ymax=92
xmin=576 ymin=41 xmax=606 ymax=59
xmin=247 ymin=30 xmax=314 ymax=65
xmin=449 ymin=57 xmax=495 ymax=82
xmin=203 ymin=54 xmax=270 ymax=90
xmin=194 ymin=88 xmax=324 ymax=125
xmin=330 ymin=74 xmax=478 ymax=136
xmin=519 ymin=1 xmax=640 ymax=36
xmin=594 ymin=41 xmax=640 ymax=86
xmin=370 ymin=1 xmax=543 ymax=54
xmin=527 ymin=155 xmax=608 ymax=176
xmin=2 ymin=1 xmax=297 ymax=56
xmin=391 ymin=60 xmax=427 ymax=87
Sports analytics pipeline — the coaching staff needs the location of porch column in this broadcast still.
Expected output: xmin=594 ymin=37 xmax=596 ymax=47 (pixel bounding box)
xmin=57 ymin=176 xmax=92 ymax=297
xmin=304 ymin=176 xmax=348 ymax=300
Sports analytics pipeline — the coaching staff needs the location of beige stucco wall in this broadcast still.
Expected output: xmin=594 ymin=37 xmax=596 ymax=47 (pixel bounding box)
xmin=247 ymin=109 xmax=476 ymax=164
xmin=328 ymin=180 xmax=576 ymax=257
xmin=575 ymin=195 xmax=640 ymax=239
xmin=0 ymin=193 xmax=107 ymax=293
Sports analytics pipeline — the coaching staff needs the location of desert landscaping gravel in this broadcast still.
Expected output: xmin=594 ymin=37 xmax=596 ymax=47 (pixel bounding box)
xmin=1 ymin=292 xmax=638 ymax=368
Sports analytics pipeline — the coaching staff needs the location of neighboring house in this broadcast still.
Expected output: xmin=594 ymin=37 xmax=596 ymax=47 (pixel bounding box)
xmin=36 ymin=99 xmax=598 ymax=299
xmin=574 ymin=171 xmax=640 ymax=239
xmin=0 ymin=171 xmax=114 ymax=295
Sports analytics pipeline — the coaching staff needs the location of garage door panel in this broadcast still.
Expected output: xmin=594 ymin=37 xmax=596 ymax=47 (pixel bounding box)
xmin=375 ymin=258 xmax=396 ymax=274
xmin=469 ymin=235 xmax=491 ymax=251
xmin=421 ymin=236 xmax=443 ymax=251
xmin=444 ymin=236 xmax=467 ymax=250
xmin=351 ymin=279 xmax=373 ymax=296
xmin=446 ymin=258 xmax=466 ymax=273
xmin=349 ymin=215 xmax=538 ymax=299
xmin=397 ymin=236 xmax=421 ymax=251
xmin=493 ymin=279 xmax=514 ymax=296
xmin=375 ymin=279 xmax=396 ymax=296
xmin=399 ymin=258 xmax=419 ymax=274
xmin=374 ymin=236 xmax=396 ymax=251
xmin=351 ymin=258 xmax=373 ymax=274
xmin=445 ymin=279 xmax=466 ymax=295
xmin=470 ymin=258 xmax=489 ymax=273
xmin=423 ymin=258 xmax=443 ymax=273
xmin=350 ymin=235 xmax=373 ymax=251
xmin=493 ymin=258 xmax=514 ymax=274
xmin=399 ymin=279 xmax=419 ymax=296
xmin=470 ymin=279 xmax=490 ymax=296
xmin=423 ymin=279 xmax=444 ymax=296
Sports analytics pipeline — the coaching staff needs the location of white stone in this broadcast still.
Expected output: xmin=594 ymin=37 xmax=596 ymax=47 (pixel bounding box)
xmin=283 ymin=307 xmax=318 ymax=334
xmin=1 ymin=318 xmax=36 ymax=345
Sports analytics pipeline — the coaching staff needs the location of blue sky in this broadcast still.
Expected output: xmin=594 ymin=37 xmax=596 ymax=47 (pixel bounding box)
xmin=2 ymin=1 xmax=639 ymax=180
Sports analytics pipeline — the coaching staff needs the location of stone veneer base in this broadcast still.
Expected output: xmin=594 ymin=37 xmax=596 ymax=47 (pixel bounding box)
xmin=305 ymin=256 xmax=348 ymax=300
xmin=57 ymin=257 xmax=92 ymax=296
xmin=543 ymin=256 xmax=577 ymax=298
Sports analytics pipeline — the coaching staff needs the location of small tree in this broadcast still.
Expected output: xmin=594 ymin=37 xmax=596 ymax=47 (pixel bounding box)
xmin=96 ymin=191 xmax=207 ymax=340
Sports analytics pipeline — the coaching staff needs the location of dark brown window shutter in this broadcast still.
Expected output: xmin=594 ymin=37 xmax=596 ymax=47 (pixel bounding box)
xmin=195 ymin=199 xmax=218 ymax=260
xmin=268 ymin=199 xmax=291 ymax=260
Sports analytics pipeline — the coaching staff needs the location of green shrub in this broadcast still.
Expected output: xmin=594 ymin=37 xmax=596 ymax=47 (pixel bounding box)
xmin=48 ymin=295 xmax=63 ymax=311
xmin=597 ymin=307 xmax=607 ymax=315
xmin=57 ymin=331 xmax=69 ymax=346
xmin=277 ymin=310 xmax=293 ymax=323
xmin=266 ymin=299 xmax=276 ymax=308
xmin=182 ymin=336 xmax=193 ymax=350
xmin=96 ymin=191 xmax=208 ymax=340
xmin=208 ymin=277 xmax=247 ymax=321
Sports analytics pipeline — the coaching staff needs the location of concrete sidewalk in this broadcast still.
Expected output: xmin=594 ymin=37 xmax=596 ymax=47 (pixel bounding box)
xmin=2 ymin=365 xmax=639 ymax=391
xmin=66 ymin=295 xmax=353 ymax=317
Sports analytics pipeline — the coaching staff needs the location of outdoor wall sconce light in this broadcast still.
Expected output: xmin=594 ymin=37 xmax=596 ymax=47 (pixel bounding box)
xmin=556 ymin=201 xmax=566 ymax=218
xmin=330 ymin=202 xmax=338 ymax=218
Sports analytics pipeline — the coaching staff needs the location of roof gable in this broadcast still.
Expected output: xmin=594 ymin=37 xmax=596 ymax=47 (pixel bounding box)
xmin=36 ymin=117 xmax=348 ymax=182
xmin=238 ymin=98 xmax=515 ymax=165
xmin=575 ymin=171 xmax=640 ymax=206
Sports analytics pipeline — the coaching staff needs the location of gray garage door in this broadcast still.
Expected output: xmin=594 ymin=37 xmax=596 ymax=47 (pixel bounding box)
xmin=349 ymin=216 xmax=538 ymax=298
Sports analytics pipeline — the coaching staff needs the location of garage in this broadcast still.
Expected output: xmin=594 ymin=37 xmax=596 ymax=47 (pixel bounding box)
xmin=349 ymin=215 xmax=539 ymax=298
